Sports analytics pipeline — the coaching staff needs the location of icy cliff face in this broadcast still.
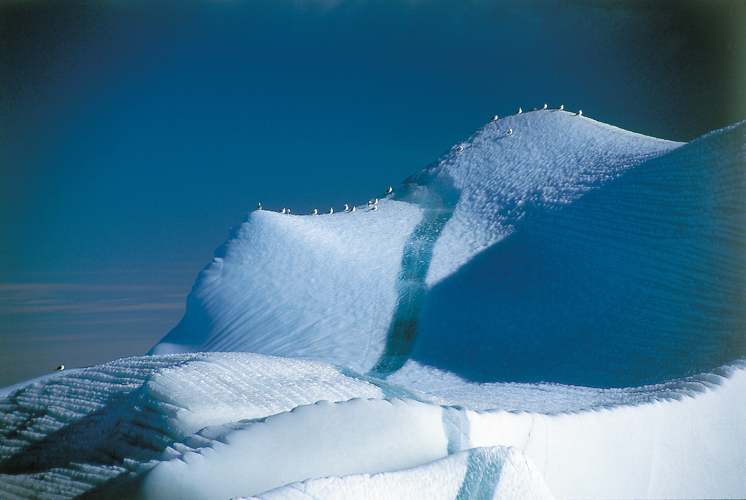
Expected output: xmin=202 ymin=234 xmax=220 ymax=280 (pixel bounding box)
xmin=3 ymin=113 xmax=746 ymax=500
xmin=152 ymin=110 xmax=746 ymax=387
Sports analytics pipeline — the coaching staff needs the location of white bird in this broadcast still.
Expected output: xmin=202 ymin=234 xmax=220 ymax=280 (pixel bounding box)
xmin=455 ymin=145 xmax=464 ymax=152
xmin=56 ymin=365 xmax=65 ymax=371
xmin=370 ymin=205 xmax=377 ymax=211
xmin=542 ymin=103 xmax=548 ymax=110
xmin=257 ymin=202 xmax=262 ymax=210
xmin=577 ymin=110 xmax=582 ymax=116
xmin=343 ymin=204 xmax=349 ymax=211
xmin=506 ymin=128 xmax=513 ymax=136
xmin=327 ymin=207 xmax=333 ymax=214
xmin=351 ymin=206 xmax=356 ymax=212
xmin=517 ymin=107 xmax=522 ymax=114
xmin=491 ymin=115 xmax=499 ymax=121
xmin=310 ymin=208 xmax=318 ymax=215
xmin=278 ymin=208 xmax=287 ymax=214
xmin=385 ymin=186 xmax=393 ymax=194
xmin=558 ymin=104 xmax=564 ymax=110
xmin=368 ymin=198 xmax=378 ymax=206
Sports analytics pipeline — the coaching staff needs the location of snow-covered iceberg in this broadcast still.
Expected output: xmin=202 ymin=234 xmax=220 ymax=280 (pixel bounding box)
xmin=2 ymin=110 xmax=745 ymax=499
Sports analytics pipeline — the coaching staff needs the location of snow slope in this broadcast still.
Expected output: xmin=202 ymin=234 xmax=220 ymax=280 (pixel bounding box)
xmin=2 ymin=111 xmax=746 ymax=499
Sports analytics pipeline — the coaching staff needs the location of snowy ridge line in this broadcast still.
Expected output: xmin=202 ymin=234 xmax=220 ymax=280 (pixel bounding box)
xmin=388 ymin=357 xmax=746 ymax=415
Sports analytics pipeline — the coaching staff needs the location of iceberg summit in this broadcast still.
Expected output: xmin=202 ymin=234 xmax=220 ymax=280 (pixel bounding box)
xmin=2 ymin=109 xmax=746 ymax=499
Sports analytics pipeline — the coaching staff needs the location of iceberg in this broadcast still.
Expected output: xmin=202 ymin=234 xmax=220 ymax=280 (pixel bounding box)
xmin=2 ymin=109 xmax=745 ymax=499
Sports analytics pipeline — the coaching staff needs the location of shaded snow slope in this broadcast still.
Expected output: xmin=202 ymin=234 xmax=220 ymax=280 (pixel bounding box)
xmin=414 ymin=120 xmax=746 ymax=386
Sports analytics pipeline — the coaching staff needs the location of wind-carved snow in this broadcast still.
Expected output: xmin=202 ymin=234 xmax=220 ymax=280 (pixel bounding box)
xmin=3 ymin=112 xmax=746 ymax=500
xmin=239 ymin=446 xmax=555 ymax=500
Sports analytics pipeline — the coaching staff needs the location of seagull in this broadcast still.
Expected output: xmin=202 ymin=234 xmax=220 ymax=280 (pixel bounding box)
xmin=491 ymin=115 xmax=499 ymax=121
xmin=370 ymin=205 xmax=377 ymax=211
xmin=517 ymin=108 xmax=522 ymax=114
xmin=528 ymin=107 xmax=537 ymax=112
xmin=56 ymin=365 xmax=65 ymax=371
xmin=368 ymin=198 xmax=378 ymax=206
xmin=278 ymin=208 xmax=287 ymax=214
xmin=577 ymin=110 xmax=583 ymax=116
xmin=557 ymin=104 xmax=564 ymax=110
xmin=542 ymin=103 xmax=548 ymax=110
xmin=343 ymin=204 xmax=350 ymax=211
xmin=310 ymin=208 xmax=318 ymax=215
xmin=455 ymin=145 xmax=464 ymax=152
xmin=506 ymin=128 xmax=513 ymax=136
xmin=326 ymin=207 xmax=333 ymax=214
xmin=350 ymin=206 xmax=356 ymax=212
xmin=257 ymin=202 xmax=262 ymax=210
xmin=385 ymin=186 xmax=393 ymax=194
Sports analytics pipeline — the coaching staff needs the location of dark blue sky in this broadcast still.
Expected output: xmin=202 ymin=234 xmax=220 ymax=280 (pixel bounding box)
xmin=1 ymin=0 xmax=745 ymax=386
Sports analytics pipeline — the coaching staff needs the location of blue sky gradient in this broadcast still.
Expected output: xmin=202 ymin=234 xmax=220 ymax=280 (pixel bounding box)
xmin=1 ymin=0 xmax=745 ymax=386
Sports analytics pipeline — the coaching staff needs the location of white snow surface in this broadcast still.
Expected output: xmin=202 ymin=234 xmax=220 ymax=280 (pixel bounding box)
xmin=238 ymin=446 xmax=555 ymax=500
xmin=3 ymin=112 xmax=746 ymax=500
xmin=151 ymin=200 xmax=423 ymax=373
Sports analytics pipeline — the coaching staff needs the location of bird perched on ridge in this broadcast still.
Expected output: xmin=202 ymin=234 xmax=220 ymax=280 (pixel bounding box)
xmin=343 ymin=204 xmax=350 ymax=211
xmin=257 ymin=202 xmax=262 ymax=210
xmin=368 ymin=198 xmax=378 ymax=206
xmin=506 ymin=129 xmax=513 ymax=136
xmin=491 ymin=115 xmax=499 ymax=121
xmin=386 ymin=186 xmax=393 ymax=194
xmin=557 ymin=105 xmax=564 ymax=110
xmin=56 ymin=365 xmax=65 ymax=371
xmin=542 ymin=103 xmax=548 ymax=109
xmin=577 ymin=110 xmax=583 ymax=116
xmin=517 ymin=108 xmax=522 ymax=114
xmin=327 ymin=207 xmax=333 ymax=214
xmin=310 ymin=208 xmax=318 ymax=215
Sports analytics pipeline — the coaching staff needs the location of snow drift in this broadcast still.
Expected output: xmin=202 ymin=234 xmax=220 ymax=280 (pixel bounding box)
xmin=2 ymin=110 xmax=746 ymax=499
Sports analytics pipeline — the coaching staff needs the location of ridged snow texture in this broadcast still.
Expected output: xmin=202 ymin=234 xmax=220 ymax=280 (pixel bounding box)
xmin=3 ymin=353 xmax=746 ymax=499
xmin=0 ymin=353 xmax=386 ymax=499
xmin=152 ymin=111 xmax=746 ymax=388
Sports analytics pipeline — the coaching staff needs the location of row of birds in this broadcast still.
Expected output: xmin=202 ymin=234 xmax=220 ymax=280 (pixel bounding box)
xmin=257 ymin=187 xmax=393 ymax=216
xmin=492 ymin=103 xmax=582 ymax=118
xmin=257 ymin=105 xmax=581 ymax=215
xmin=453 ymin=105 xmax=582 ymax=148
xmin=488 ymin=104 xmax=582 ymax=125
